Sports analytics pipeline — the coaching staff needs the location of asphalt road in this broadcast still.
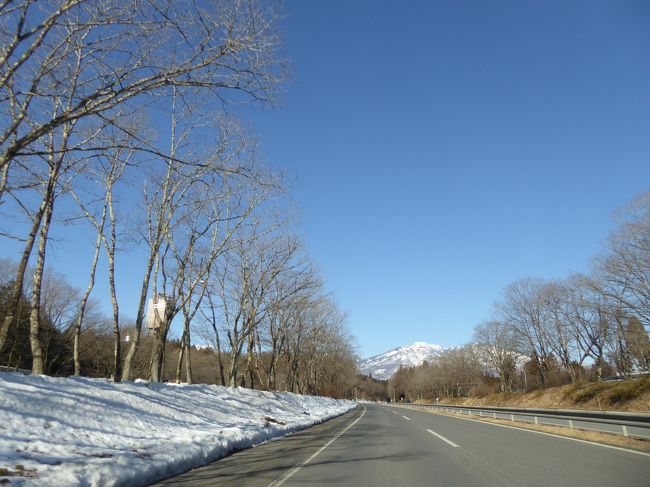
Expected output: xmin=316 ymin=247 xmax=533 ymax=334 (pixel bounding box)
xmin=152 ymin=403 xmax=650 ymax=486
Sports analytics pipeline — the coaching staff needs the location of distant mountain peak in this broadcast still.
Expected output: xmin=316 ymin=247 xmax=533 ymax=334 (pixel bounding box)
xmin=358 ymin=342 xmax=444 ymax=380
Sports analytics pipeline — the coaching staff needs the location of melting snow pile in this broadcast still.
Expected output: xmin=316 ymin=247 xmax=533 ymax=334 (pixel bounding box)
xmin=0 ymin=373 xmax=355 ymax=486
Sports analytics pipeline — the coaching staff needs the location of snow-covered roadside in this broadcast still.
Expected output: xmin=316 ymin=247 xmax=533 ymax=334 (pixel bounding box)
xmin=0 ymin=373 xmax=355 ymax=486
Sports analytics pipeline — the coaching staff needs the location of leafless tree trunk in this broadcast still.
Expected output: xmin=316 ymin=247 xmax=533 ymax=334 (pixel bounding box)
xmin=70 ymin=148 xmax=128 ymax=379
xmin=122 ymin=157 xmax=178 ymax=381
xmin=106 ymin=187 xmax=121 ymax=381
xmin=27 ymin=111 xmax=75 ymax=374
xmin=202 ymin=291 xmax=227 ymax=385
xmin=29 ymin=187 xmax=57 ymax=375
xmin=245 ymin=332 xmax=256 ymax=388
xmin=72 ymin=196 xmax=107 ymax=375
xmin=0 ymin=200 xmax=47 ymax=355
xmin=121 ymin=255 xmax=156 ymax=381
xmin=175 ymin=284 xmax=206 ymax=384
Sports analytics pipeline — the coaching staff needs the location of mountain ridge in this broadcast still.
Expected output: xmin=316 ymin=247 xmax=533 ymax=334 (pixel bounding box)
xmin=358 ymin=342 xmax=444 ymax=380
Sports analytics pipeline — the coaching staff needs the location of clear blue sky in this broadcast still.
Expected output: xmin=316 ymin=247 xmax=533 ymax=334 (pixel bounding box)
xmin=249 ymin=0 xmax=650 ymax=356
xmin=2 ymin=1 xmax=649 ymax=359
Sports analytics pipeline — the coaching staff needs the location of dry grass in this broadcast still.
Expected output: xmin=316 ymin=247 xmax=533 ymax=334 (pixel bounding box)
xmin=430 ymin=376 xmax=650 ymax=412
xmin=406 ymin=407 xmax=650 ymax=453
xmin=0 ymin=464 xmax=38 ymax=479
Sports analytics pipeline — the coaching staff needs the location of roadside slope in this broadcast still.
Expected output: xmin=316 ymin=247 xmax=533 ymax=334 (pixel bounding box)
xmin=433 ymin=377 xmax=650 ymax=412
xmin=0 ymin=373 xmax=354 ymax=486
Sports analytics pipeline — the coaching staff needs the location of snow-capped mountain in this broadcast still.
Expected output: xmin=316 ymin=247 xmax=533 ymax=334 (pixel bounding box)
xmin=358 ymin=342 xmax=445 ymax=380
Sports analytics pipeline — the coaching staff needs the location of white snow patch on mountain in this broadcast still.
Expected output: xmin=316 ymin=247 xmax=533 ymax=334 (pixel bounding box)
xmin=358 ymin=342 xmax=445 ymax=380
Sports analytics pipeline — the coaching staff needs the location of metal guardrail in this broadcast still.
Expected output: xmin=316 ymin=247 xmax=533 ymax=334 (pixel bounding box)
xmin=398 ymin=403 xmax=650 ymax=440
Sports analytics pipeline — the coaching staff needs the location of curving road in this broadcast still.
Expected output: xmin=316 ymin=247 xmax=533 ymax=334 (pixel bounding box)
xmin=153 ymin=403 xmax=650 ymax=486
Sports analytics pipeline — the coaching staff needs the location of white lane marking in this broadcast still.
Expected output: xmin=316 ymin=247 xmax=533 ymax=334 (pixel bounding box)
xmin=427 ymin=428 xmax=460 ymax=448
xmin=430 ymin=409 xmax=650 ymax=457
xmin=393 ymin=411 xmax=398 ymax=414
xmin=402 ymin=416 xmax=410 ymax=421
xmin=268 ymin=405 xmax=366 ymax=487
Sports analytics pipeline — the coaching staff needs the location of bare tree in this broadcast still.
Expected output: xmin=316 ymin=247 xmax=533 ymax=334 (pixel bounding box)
xmin=142 ymin=115 xmax=272 ymax=382
xmin=562 ymin=275 xmax=613 ymax=379
xmin=0 ymin=0 xmax=284 ymax=202
xmin=27 ymin=116 xmax=79 ymax=374
xmin=1 ymin=0 xmax=287 ymax=379
xmin=212 ymin=229 xmax=298 ymax=387
xmin=199 ymin=290 xmax=228 ymax=386
xmin=625 ymin=316 xmax=650 ymax=373
xmin=282 ymin=296 xmax=347 ymax=394
xmin=299 ymin=300 xmax=354 ymax=396
xmin=39 ymin=270 xmax=81 ymax=373
xmin=496 ymin=278 xmax=554 ymax=385
xmin=542 ymin=282 xmax=582 ymax=382
xmin=596 ymin=191 xmax=650 ymax=325
xmin=588 ymin=191 xmax=650 ymax=375
xmin=2 ymin=12 xmax=109 ymax=372
xmin=69 ymin=146 xmax=128 ymax=378
xmin=259 ymin=263 xmax=319 ymax=390
xmin=473 ymin=320 xmax=518 ymax=392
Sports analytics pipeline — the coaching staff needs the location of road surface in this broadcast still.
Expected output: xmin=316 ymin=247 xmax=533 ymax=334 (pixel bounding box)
xmin=152 ymin=403 xmax=649 ymax=486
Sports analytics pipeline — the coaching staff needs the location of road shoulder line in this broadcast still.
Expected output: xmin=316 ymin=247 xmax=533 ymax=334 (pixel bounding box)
xmin=412 ymin=407 xmax=650 ymax=457
xmin=268 ymin=405 xmax=366 ymax=486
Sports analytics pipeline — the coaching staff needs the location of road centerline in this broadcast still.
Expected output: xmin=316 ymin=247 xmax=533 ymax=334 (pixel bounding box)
xmin=427 ymin=428 xmax=460 ymax=448
xmin=402 ymin=415 xmax=410 ymax=420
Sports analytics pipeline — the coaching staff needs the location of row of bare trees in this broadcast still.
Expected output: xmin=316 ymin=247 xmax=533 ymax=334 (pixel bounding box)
xmin=485 ymin=192 xmax=650 ymax=388
xmin=392 ymin=191 xmax=650 ymax=401
xmin=391 ymin=346 xmax=487 ymax=402
xmin=198 ymin=233 xmax=357 ymax=395
xmin=0 ymin=0 xmax=358 ymax=397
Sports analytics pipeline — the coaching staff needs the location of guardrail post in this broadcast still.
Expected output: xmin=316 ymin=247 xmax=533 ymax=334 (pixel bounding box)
xmin=420 ymin=405 xmax=648 ymax=439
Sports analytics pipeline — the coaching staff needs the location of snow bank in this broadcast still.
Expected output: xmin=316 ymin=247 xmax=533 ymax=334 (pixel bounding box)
xmin=0 ymin=373 xmax=355 ymax=486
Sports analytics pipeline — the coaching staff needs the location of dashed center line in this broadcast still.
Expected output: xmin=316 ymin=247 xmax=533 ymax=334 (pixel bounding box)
xmin=427 ymin=429 xmax=460 ymax=448
xmin=402 ymin=416 xmax=410 ymax=421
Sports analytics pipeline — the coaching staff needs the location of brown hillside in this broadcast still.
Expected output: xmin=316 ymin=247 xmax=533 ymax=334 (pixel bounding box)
xmin=434 ymin=377 xmax=650 ymax=412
